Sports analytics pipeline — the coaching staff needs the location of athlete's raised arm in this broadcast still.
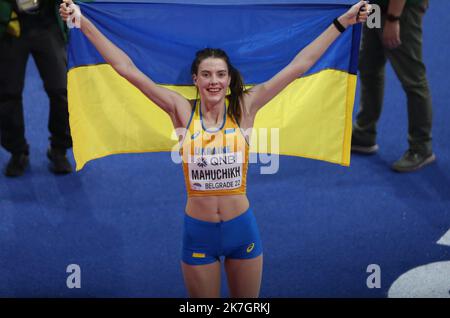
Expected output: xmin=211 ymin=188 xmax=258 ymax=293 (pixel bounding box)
xmin=243 ymin=1 xmax=371 ymax=118
xmin=60 ymin=0 xmax=191 ymax=126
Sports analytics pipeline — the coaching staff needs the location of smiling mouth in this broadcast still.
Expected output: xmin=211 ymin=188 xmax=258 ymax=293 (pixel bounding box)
xmin=207 ymin=88 xmax=221 ymax=93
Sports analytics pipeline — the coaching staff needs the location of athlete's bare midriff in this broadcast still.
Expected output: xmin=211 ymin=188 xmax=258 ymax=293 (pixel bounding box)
xmin=186 ymin=194 xmax=250 ymax=222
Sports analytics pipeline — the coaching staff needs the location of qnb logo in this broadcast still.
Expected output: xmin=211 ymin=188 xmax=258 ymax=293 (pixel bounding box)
xmin=196 ymin=157 xmax=208 ymax=168
xmin=66 ymin=264 xmax=81 ymax=289
xmin=210 ymin=154 xmax=237 ymax=166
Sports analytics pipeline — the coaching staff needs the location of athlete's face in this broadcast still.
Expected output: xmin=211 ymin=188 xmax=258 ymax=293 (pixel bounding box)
xmin=193 ymin=58 xmax=231 ymax=106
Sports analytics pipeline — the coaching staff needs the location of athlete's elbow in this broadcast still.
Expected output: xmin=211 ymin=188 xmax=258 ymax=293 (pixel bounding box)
xmin=114 ymin=61 xmax=136 ymax=79
xmin=289 ymin=61 xmax=307 ymax=78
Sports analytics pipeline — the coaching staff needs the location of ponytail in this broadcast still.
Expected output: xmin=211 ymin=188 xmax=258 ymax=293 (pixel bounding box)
xmin=227 ymin=66 xmax=245 ymax=123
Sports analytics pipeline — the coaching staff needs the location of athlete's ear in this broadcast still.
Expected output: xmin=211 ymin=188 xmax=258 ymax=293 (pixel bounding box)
xmin=192 ymin=74 xmax=197 ymax=85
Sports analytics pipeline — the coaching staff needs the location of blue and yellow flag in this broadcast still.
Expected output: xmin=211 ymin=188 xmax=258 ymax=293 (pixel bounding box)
xmin=68 ymin=1 xmax=361 ymax=170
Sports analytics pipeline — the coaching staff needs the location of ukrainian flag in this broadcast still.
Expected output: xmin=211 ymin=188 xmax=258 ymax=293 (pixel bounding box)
xmin=68 ymin=1 xmax=361 ymax=170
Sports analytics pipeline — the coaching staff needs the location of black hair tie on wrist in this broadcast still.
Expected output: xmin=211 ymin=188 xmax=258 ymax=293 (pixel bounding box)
xmin=333 ymin=18 xmax=346 ymax=33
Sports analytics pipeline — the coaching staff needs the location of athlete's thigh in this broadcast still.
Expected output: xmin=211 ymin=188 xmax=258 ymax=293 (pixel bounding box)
xmin=224 ymin=254 xmax=263 ymax=298
xmin=181 ymin=260 xmax=221 ymax=298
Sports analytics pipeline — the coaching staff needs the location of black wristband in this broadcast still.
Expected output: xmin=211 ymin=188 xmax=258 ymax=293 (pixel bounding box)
xmin=333 ymin=17 xmax=346 ymax=33
xmin=386 ymin=14 xmax=401 ymax=22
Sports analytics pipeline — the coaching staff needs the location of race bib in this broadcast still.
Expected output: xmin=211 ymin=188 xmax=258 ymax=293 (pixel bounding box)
xmin=188 ymin=151 xmax=243 ymax=191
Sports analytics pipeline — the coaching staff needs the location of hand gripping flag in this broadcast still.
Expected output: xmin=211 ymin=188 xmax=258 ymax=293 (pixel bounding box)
xmin=67 ymin=1 xmax=361 ymax=170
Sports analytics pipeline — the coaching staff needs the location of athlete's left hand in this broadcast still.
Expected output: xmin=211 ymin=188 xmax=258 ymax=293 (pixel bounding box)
xmin=340 ymin=1 xmax=372 ymax=27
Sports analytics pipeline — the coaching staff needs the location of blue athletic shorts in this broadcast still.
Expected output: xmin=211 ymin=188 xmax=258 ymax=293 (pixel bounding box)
xmin=182 ymin=208 xmax=263 ymax=265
